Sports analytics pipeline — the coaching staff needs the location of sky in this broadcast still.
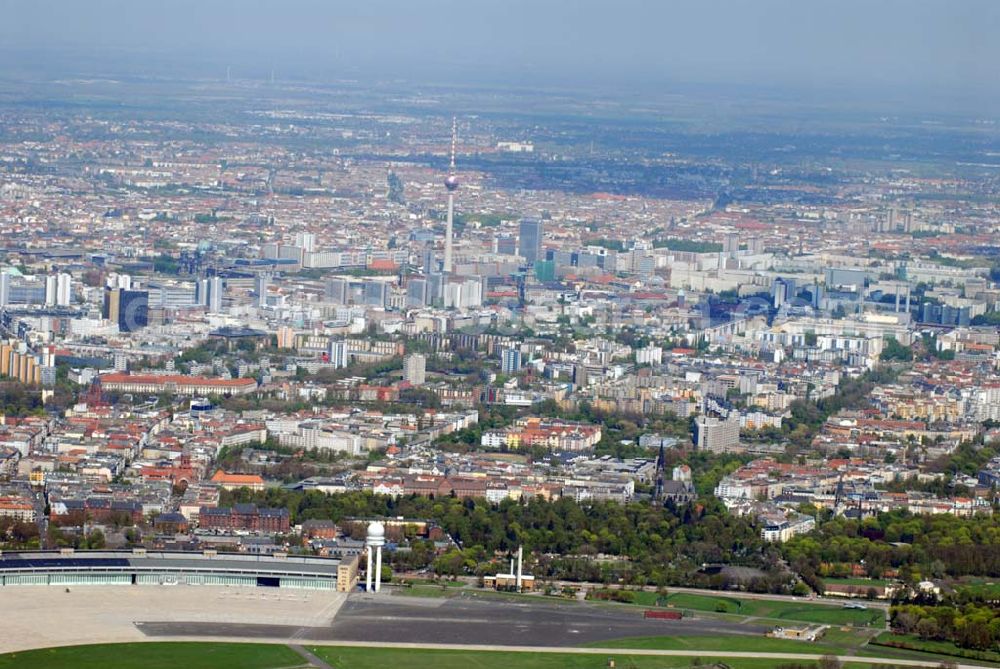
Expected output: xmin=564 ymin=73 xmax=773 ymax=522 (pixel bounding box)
xmin=0 ymin=0 xmax=998 ymax=109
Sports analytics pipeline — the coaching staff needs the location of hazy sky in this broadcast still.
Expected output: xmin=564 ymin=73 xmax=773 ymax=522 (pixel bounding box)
xmin=1 ymin=0 xmax=998 ymax=105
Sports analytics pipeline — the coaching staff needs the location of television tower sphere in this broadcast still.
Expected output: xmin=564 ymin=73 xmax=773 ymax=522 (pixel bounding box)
xmin=444 ymin=174 xmax=459 ymax=191
xmin=367 ymin=520 xmax=386 ymax=547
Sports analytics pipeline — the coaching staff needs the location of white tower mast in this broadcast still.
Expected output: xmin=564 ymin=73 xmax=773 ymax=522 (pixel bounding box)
xmin=365 ymin=543 xmax=373 ymax=592
xmin=443 ymin=117 xmax=459 ymax=273
xmin=366 ymin=521 xmax=386 ymax=593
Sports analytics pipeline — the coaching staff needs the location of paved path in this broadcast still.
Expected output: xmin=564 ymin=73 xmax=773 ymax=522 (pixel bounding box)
xmin=289 ymin=644 xmax=334 ymax=669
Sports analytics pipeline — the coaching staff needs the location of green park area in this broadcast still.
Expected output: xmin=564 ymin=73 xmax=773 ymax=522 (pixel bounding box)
xmin=866 ymin=630 xmax=1000 ymax=665
xmin=573 ymin=587 xmax=883 ymax=629
xmin=0 ymin=643 xmax=794 ymax=669
xmin=1 ymin=640 xmax=996 ymax=669
xmin=0 ymin=643 xmax=303 ymax=669
xmin=309 ymin=646 xmax=856 ymax=669
xmin=396 ymin=583 xmax=886 ymax=629
xmin=637 ymin=592 xmax=885 ymax=628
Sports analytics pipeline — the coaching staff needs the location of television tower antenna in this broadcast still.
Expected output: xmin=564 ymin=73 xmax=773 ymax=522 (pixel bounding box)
xmin=449 ymin=116 xmax=457 ymax=171
xmin=443 ymin=116 xmax=459 ymax=273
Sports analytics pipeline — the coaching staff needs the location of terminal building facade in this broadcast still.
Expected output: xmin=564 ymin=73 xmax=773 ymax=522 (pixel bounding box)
xmin=0 ymin=549 xmax=347 ymax=590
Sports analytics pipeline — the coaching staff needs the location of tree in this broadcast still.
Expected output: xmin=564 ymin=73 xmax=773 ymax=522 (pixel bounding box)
xmin=84 ymin=529 xmax=106 ymax=549
xmin=916 ymin=617 xmax=941 ymax=640
xmin=880 ymin=337 xmax=913 ymax=362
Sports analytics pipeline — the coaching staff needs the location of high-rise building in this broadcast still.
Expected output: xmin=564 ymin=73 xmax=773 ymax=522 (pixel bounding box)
xmin=443 ymin=277 xmax=482 ymax=309
xmin=494 ymin=234 xmax=517 ymax=255
xmin=404 ymin=353 xmax=426 ymax=386
xmin=295 ymin=232 xmax=316 ymax=253
xmin=207 ymin=277 xmax=224 ymax=313
xmin=44 ymin=275 xmax=58 ymax=306
xmin=328 ymin=340 xmax=349 ymax=369
xmin=636 ymin=345 xmax=663 ymax=365
xmin=519 ymin=219 xmax=543 ymax=265
xmin=694 ymin=415 xmax=741 ymax=453
xmin=195 ymin=279 xmax=208 ymax=307
xmin=902 ymin=210 xmax=914 ymax=233
xmin=277 ymin=326 xmax=295 ymax=349
xmin=326 ymin=278 xmax=349 ymax=305
xmin=534 ymin=260 xmax=556 ymax=282
xmin=0 ymin=272 xmax=11 ymax=308
xmin=426 ymin=273 xmax=445 ymax=307
xmin=0 ymin=340 xmax=41 ymax=385
xmin=117 ymin=290 xmax=149 ymax=333
xmin=103 ymin=287 xmax=122 ymax=324
xmin=56 ymin=273 xmax=72 ymax=307
xmin=106 ymin=273 xmax=132 ymax=291
xmin=722 ymin=233 xmax=740 ymax=256
xmin=501 ymin=348 xmax=522 ymax=374
xmin=406 ymin=278 xmax=428 ymax=307
xmin=147 ymin=282 xmax=197 ymax=309
xmin=255 ymin=275 xmax=269 ymax=308
xmin=772 ymin=278 xmax=789 ymax=309
xmin=362 ymin=280 xmax=387 ymax=307
xmin=418 ymin=247 xmax=432 ymax=275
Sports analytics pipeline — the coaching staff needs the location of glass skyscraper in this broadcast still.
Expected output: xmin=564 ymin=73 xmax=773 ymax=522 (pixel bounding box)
xmin=518 ymin=218 xmax=543 ymax=265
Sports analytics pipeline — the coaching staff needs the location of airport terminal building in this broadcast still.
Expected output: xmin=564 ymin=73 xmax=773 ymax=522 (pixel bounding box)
xmin=0 ymin=549 xmax=355 ymax=590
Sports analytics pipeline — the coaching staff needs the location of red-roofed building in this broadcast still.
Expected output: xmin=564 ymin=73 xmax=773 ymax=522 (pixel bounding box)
xmin=210 ymin=470 xmax=265 ymax=491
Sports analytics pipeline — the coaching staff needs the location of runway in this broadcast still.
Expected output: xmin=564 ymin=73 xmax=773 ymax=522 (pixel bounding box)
xmin=139 ymin=593 xmax=765 ymax=647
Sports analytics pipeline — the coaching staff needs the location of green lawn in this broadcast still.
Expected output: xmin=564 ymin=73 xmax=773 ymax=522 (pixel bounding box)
xmin=645 ymin=592 xmax=884 ymax=628
xmin=0 ymin=643 xmax=304 ymax=669
xmin=403 ymin=585 xmax=884 ymax=629
xmin=398 ymin=584 xmax=464 ymax=598
xmin=867 ymin=631 xmax=1000 ymax=665
xmin=398 ymin=586 xmax=885 ymax=638
xmin=595 ymin=629 xmax=998 ymax=667
xmin=309 ymin=646 xmax=876 ymax=669
xmin=398 ymin=578 xmax=469 ymax=588
xmin=0 ymin=642 xmax=950 ymax=669
xmin=591 ymin=635 xmax=843 ymax=653
xmin=952 ymin=578 xmax=1000 ymax=601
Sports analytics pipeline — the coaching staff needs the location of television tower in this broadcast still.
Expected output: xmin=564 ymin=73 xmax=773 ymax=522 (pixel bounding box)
xmin=443 ymin=117 xmax=459 ymax=273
